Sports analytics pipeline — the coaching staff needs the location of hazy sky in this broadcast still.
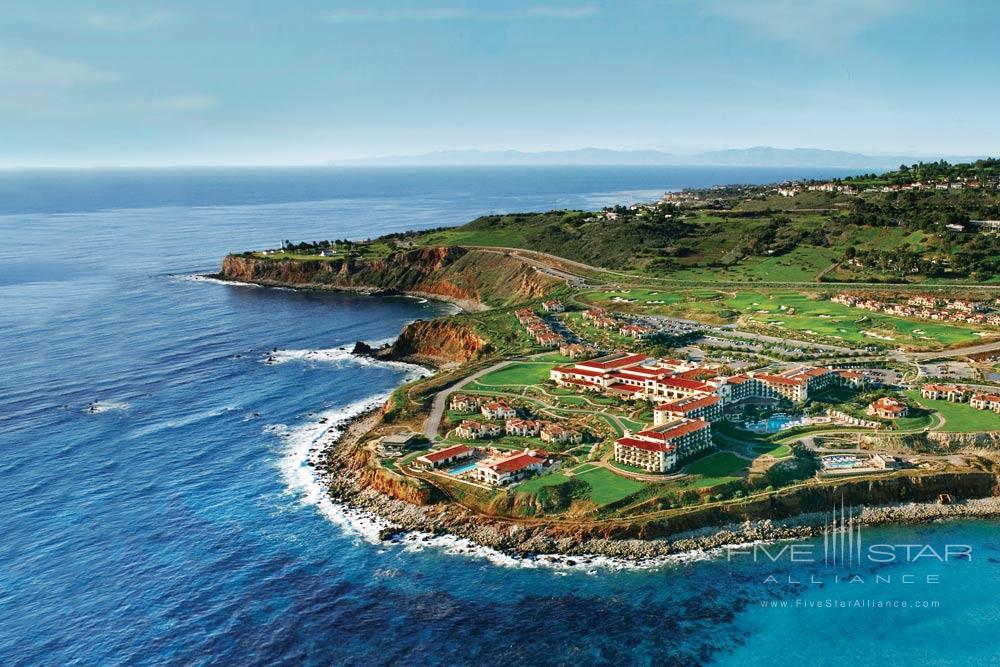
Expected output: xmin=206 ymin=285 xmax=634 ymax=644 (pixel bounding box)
xmin=3 ymin=0 xmax=999 ymax=166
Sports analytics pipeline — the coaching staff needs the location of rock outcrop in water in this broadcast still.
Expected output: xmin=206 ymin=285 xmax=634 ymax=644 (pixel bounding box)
xmin=217 ymin=246 xmax=561 ymax=309
xmin=379 ymin=319 xmax=489 ymax=366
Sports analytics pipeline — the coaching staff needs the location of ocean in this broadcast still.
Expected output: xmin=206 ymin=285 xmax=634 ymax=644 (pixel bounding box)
xmin=2 ymin=166 xmax=999 ymax=666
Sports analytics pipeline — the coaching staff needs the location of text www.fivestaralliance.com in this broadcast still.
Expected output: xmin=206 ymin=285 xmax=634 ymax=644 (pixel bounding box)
xmin=760 ymin=599 xmax=940 ymax=609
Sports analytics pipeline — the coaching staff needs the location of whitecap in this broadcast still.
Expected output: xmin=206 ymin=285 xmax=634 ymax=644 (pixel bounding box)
xmin=261 ymin=346 xmax=431 ymax=378
xmin=84 ymin=400 xmax=130 ymax=414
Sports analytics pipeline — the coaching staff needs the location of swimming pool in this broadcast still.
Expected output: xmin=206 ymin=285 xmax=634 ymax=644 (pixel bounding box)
xmin=822 ymin=455 xmax=862 ymax=469
xmin=448 ymin=462 xmax=478 ymax=476
xmin=745 ymin=414 xmax=804 ymax=434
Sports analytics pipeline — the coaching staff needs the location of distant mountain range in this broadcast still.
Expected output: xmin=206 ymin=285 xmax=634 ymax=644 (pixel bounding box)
xmin=330 ymin=146 xmax=985 ymax=169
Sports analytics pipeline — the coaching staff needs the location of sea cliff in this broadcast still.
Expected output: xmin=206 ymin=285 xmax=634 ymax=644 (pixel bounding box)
xmin=217 ymin=246 xmax=561 ymax=310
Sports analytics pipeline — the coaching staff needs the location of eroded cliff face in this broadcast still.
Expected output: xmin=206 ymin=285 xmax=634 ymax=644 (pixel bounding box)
xmin=381 ymin=318 xmax=489 ymax=365
xmin=217 ymin=246 xmax=560 ymax=308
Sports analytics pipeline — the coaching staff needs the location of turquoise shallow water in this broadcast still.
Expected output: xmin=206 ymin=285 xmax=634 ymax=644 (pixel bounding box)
xmin=2 ymin=166 xmax=998 ymax=666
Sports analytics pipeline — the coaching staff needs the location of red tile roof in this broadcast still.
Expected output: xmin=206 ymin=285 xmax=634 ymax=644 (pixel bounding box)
xmin=577 ymin=352 xmax=649 ymax=370
xmin=421 ymin=444 xmax=473 ymax=462
xmin=486 ymin=452 xmax=543 ymax=473
xmin=616 ymin=436 xmax=674 ymax=453
xmin=607 ymin=383 xmax=643 ymax=393
xmin=655 ymin=395 xmax=720 ymax=412
xmin=658 ymin=377 xmax=713 ymax=391
xmin=552 ymin=366 xmax=605 ymax=378
xmin=638 ymin=419 xmax=710 ymax=442
xmin=757 ymin=374 xmax=804 ymax=387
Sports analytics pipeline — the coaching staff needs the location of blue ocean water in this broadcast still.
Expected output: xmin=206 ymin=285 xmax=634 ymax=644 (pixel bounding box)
xmin=3 ymin=166 xmax=1000 ymax=666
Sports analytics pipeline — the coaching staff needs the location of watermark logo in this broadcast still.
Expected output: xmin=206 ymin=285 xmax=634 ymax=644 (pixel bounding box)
xmin=822 ymin=496 xmax=863 ymax=567
xmin=726 ymin=496 xmax=972 ymax=574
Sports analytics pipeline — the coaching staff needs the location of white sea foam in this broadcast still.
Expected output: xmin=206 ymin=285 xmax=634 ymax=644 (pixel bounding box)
xmin=262 ymin=346 xmax=431 ymax=378
xmin=170 ymin=273 xmax=261 ymax=288
xmin=272 ymin=394 xmax=735 ymax=571
xmin=84 ymin=400 xmax=130 ymax=414
xmin=269 ymin=355 xmax=740 ymax=572
xmin=272 ymin=393 xmax=396 ymax=543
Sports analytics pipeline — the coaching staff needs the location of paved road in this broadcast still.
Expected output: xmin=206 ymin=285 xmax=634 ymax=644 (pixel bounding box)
xmin=468 ymin=244 xmax=1000 ymax=292
xmin=422 ymin=360 xmax=512 ymax=440
xmin=908 ymin=339 xmax=1000 ymax=360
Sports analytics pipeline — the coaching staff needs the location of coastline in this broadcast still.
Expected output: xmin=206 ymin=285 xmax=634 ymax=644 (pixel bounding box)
xmin=207 ymin=270 xmax=1000 ymax=565
xmin=316 ymin=383 xmax=1000 ymax=563
xmin=202 ymin=272 xmax=485 ymax=313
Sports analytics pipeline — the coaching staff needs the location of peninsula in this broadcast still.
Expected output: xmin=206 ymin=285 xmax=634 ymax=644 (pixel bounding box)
xmin=216 ymin=160 xmax=1000 ymax=558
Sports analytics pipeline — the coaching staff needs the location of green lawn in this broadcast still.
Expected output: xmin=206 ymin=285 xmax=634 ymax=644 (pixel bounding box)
xmin=618 ymin=417 xmax=647 ymax=432
xmin=557 ymin=395 xmax=588 ymax=406
xmin=723 ymin=291 xmax=982 ymax=348
xmin=904 ymin=390 xmax=1000 ymax=432
xmin=474 ymin=362 xmax=555 ymax=387
xmin=515 ymin=471 xmax=571 ymax=494
xmin=753 ymin=443 xmax=792 ymax=457
xmin=685 ymin=451 xmax=746 ymax=476
xmin=574 ymin=468 xmax=646 ymax=505
xmin=579 ymin=287 xmax=988 ymax=350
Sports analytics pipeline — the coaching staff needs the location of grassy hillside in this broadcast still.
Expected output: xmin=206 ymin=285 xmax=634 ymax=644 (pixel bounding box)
xmin=398 ymin=160 xmax=1000 ymax=282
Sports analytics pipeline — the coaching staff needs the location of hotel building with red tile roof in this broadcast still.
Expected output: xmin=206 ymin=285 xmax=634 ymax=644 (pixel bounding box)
xmin=653 ymin=395 xmax=722 ymax=424
xmin=868 ymin=397 xmax=909 ymax=419
xmin=473 ymin=450 xmax=545 ymax=486
xmin=613 ymin=418 xmax=712 ymax=473
xmin=921 ymin=384 xmax=969 ymax=402
xmin=415 ymin=444 xmax=474 ymax=469
xmin=970 ymin=392 xmax=1000 ymax=413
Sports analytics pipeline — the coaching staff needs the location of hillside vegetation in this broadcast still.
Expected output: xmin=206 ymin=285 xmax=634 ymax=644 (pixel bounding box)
xmin=402 ymin=160 xmax=1000 ymax=282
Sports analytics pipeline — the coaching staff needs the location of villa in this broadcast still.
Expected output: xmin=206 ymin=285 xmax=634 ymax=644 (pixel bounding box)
xmin=868 ymin=397 xmax=909 ymax=419
xmin=449 ymin=394 xmax=481 ymax=412
xmin=505 ymin=417 xmax=542 ymax=437
xmin=970 ymin=392 xmax=1000 ymax=413
xmin=921 ymin=384 xmax=968 ymax=402
xmin=539 ymin=423 xmax=583 ymax=445
xmin=415 ymin=444 xmax=474 ymax=470
xmin=542 ymin=300 xmax=564 ymax=312
xmin=473 ymin=450 xmax=546 ymax=486
xmin=559 ymin=343 xmax=597 ymax=359
xmin=481 ymin=400 xmax=517 ymax=420
xmin=456 ymin=419 xmax=502 ymax=439
xmin=619 ymin=323 xmax=655 ymax=339
xmin=614 ymin=418 xmax=712 ymax=473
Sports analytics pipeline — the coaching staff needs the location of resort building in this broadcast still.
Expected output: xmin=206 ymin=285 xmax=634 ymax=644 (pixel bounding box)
xmin=455 ymin=420 xmax=502 ymax=439
xmin=505 ymin=418 xmax=542 ymax=437
xmin=377 ymin=432 xmax=423 ymax=457
xmin=481 ymin=401 xmax=517 ymax=420
xmin=473 ymin=450 xmax=545 ymax=486
xmin=449 ymin=394 xmax=481 ymax=412
xmin=868 ymin=397 xmax=909 ymax=419
xmin=619 ymin=323 xmax=655 ymax=339
xmin=415 ymin=444 xmax=474 ymax=469
xmin=559 ymin=343 xmax=597 ymax=359
xmin=539 ymin=423 xmax=583 ymax=445
xmin=613 ymin=418 xmax=712 ymax=473
xmin=970 ymin=392 xmax=1000 ymax=413
xmin=653 ymin=395 xmax=722 ymax=424
xmin=542 ymin=300 xmax=564 ymax=312
xmin=552 ymin=353 xmax=848 ymax=408
xmin=834 ymin=370 xmax=865 ymax=389
xmin=921 ymin=384 xmax=968 ymax=402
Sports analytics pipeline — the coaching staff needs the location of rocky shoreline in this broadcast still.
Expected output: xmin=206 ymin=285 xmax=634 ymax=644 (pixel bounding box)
xmin=319 ymin=400 xmax=1000 ymax=563
xmin=205 ymin=273 xmax=483 ymax=313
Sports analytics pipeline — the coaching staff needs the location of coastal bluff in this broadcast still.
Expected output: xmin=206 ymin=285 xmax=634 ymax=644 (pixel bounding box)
xmin=217 ymin=245 xmax=561 ymax=309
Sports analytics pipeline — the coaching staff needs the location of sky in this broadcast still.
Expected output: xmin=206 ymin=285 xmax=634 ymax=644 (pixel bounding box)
xmin=2 ymin=0 xmax=999 ymax=167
